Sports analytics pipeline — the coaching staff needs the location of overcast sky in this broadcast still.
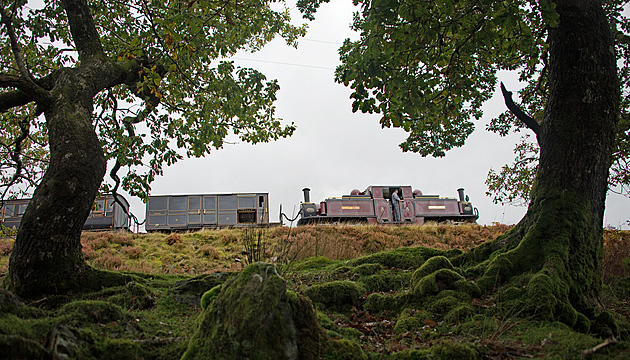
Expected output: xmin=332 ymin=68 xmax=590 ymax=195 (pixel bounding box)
xmin=121 ymin=0 xmax=629 ymax=231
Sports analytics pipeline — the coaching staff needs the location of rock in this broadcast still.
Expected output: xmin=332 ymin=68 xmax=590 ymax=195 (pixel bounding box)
xmin=182 ymin=262 xmax=324 ymax=360
xmin=0 ymin=289 xmax=24 ymax=314
xmin=171 ymin=272 xmax=233 ymax=307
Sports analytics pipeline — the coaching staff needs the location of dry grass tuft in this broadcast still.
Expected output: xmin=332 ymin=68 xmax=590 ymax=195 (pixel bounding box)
xmin=0 ymin=240 xmax=13 ymax=256
xmin=166 ymin=233 xmax=182 ymax=245
xmin=121 ymin=246 xmax=143 ymax=259
xmin=199 ymin=245 xmax=221 ymax=259
xmin=603 ymin=229 xmax=630 ymax=282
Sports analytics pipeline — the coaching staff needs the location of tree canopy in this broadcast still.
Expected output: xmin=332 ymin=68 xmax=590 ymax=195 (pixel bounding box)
xmin=1 ymin=0 xmax=303 ymax=202
xmin=300 ymin=0 xmax=630 ymax=207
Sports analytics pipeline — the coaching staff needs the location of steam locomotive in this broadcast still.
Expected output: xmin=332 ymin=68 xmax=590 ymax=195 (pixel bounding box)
xmin=298 ymin=186 xmax=479 ymax=225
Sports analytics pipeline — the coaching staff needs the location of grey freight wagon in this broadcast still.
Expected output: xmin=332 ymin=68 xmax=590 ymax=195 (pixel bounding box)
xmin=145 ymin=193 xmax=269 ymax=231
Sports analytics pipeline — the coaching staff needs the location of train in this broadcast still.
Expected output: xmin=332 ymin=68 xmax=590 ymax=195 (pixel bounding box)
xmin=145 ymin=193 xmax=269 ymax=231
xmin=298 ymin=186 xmax=479 ymax=225
xmin=0 ymin=186 xmax=478 ymax=232
xmin=0 ymin=195 xmax=131 ymax=231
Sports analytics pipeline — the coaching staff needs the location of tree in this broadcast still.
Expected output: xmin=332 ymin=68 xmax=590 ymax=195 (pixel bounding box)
xmin=0 ymin=0 xmax=303 ymax=299
xmin=300 ymin=0 xmax=623 ymax=331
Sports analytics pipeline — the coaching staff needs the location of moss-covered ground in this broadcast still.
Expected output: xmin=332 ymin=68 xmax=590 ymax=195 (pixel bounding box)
xmin=0 ymin=224 xmax=629 ymax=359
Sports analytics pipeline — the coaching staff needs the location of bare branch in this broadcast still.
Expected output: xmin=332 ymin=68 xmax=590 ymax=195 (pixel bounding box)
xmin=500 ymin=82 xmax=541 ymax=141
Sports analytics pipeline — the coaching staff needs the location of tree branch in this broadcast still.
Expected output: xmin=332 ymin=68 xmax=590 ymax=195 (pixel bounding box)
xmin=0 ymin=8 xmax=34 ymax=82
xmin=500 ymin=82 xmax=540 ymax=141
xmin=61 ymin=0 xmax=104 ymax=61
xmin=0 ymin=9 xmax=48 ymax=101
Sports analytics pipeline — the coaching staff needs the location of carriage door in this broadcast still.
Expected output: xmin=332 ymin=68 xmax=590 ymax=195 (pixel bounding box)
xmin=257 ymin=194 xmax=268 ymax=224
xmin=187 ymin=196 xmax=201 ymax=226
xmin=167 ymin=196 xmax=187 ymax=228
xmin=147 ymin=197 xmax=168 ymax=229
xmin=203 ymin=196 xmax=217 ymax=226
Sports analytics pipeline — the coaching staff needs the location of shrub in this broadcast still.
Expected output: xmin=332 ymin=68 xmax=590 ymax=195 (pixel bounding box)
xmin=166 ymin=233 xmax=182 ymax=245
xmin=121 ymin=246 xmax=143 ymax=259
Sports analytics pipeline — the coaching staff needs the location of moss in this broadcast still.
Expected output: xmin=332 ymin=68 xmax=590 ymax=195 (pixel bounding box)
xmin=333 ymin=266 xmax=352 ymax=275
xmin=96 ymin=338 xmax=145 ymax=360
xmin=289 ymin=291 xmax=327 ymax=360
xmin=170 ymin=272 xmax=233 ymax=308
xmin=84 ymin=266 xmax=142 ymax=290
xmin=292 ymin=256 xmax=338 ymax=271
xmin=0 ymin=289 xmax=25 ymax=314
xmin=411 ymin=256 xmax=454 ymax=284
xmin=107 ymin=281 xmax=155 ymax=310
xmin=500 ymin=286 xmax=525 ymax=301
xmin=359 ymin=271 xmax=412 ymax=292
xmin=348 ymin=247 xmax=452 ymax=269
xmin=184 ymin=262 xmax=324 ymax=360
xmin=200 ymin=285 xmax=221 ymax=310
xmin=353 ymin=263 xmax=383 ymax=276
xmin=393 ymin=308 xmax=434 ymax=334
xmin=444 ymin=304 xmax=474 ymax=323
xmin=476 ymin=254 xmax=513 ymax=293
xmin=59 ymin=300 xmax=126 ymax=324
xmin=524 ymin=273 xmax=558 ymax=321
xmin=554 ymin=302 xmax=578 ymax=328
xmin=575 ymin=312 xmax=591 ymax=333
xmin=594 ymin=311 xmax=619 ymax=338
xmin=0 ymin=333 xmax=50 ymax=359
xmin=432 ymin=340 xmax=479 ymax=360
xmin=302 ymin=281 xmax=364 ymax=312
xmin=322 ymin=339 xmax=367 ymax=360
xmin=428 ymin=296 xmax=462 ymax=315
xmin=0 ymin=313 xmax=37 ymax=339
xmin=452 ymin=279 xmax=481 ymax=298
xmin=363 ymin=291 xmax=414 ymax=314
xmin=412 ymin=268 xmax=465 ymax=297
xmin=388 ymin=340 xmax=478 ymax=360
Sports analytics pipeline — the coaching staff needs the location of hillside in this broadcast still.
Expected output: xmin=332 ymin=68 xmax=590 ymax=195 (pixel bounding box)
xmin=0 ymin=224 xmax=629 ymax=359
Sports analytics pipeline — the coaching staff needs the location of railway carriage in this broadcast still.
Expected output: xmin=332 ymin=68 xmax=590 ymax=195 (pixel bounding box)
xmin=1 ymin=195 xmax=130 ymax=231
xmin=145 ymin=193 xmax=270 ymax=231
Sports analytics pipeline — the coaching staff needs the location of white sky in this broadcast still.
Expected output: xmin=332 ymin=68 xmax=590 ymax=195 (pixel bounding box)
xmin=119 ymin=0 xmax=629 ymax=231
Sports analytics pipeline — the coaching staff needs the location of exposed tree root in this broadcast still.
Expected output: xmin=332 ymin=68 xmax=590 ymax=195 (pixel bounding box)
xmin=450 ymin=188 xmax=614 ymax=335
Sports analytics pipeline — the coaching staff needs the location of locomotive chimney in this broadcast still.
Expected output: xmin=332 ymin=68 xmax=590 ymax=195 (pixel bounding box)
xmin=457 ymin=188 xmax=466 ymax=202
xmin=302 ymin=188 xmax=311 ymax=203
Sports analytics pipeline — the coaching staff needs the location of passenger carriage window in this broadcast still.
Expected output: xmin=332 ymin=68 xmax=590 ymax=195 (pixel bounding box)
xmin=18 ymin=204 xmax=27 ymax=216
xmin=259 ymin=196 xmax=264 ymax=207
xmin=4 ymin=204 xmax=15 ymax=218
xmin=93 ymin=200 xmax=105 ymax=213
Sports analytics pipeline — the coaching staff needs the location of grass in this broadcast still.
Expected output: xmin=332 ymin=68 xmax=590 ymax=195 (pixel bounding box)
xmin=0 ymin=224 xmax=629 ymax=359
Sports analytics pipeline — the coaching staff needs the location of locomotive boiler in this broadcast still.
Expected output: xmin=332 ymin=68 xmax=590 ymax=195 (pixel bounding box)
xmin=298 ymin=186 xmax=479 ymax=225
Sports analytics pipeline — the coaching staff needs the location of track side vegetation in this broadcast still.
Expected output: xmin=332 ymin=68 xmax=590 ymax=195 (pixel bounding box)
xmin=0 ymin=224 xmax=628 ymax=359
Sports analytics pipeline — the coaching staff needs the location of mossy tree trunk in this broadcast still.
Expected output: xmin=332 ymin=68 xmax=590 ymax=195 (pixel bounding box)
xmin=3 ymin=0 xmax=134 ymax=299
xmin=458 ymin=0 xmax=619 ymax=329
xmin=5 ymin=74 xmax=107 ymax=298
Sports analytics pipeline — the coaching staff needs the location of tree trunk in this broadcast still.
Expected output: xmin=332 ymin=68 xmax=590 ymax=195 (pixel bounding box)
xmin=457 ymin=0 xmax=619 ymax=332
xmin=4 ymin=69 xmax=107 ymax=299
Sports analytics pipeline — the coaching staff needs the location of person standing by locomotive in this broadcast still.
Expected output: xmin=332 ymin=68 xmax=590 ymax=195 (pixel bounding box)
xmin=392 ymin=188 xmax=402 ymax=222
